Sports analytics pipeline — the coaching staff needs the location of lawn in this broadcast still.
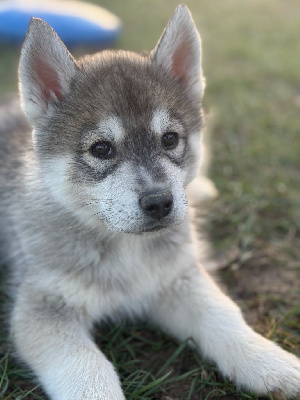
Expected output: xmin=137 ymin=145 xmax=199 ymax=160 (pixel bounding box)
xmin=0 ymin=0 xmax=299 ymax=399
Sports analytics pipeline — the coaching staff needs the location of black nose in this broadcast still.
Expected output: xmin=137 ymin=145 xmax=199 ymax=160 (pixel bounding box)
xmin=139 ymin=190 xmax=173 ymax=220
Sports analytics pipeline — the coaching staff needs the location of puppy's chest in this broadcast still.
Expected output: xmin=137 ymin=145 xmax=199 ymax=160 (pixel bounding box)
xmin=59 ymin=236 xmax=183 ymax=322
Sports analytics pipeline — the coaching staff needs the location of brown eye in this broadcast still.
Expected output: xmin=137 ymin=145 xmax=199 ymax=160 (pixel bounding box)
xmin=90 ymin=141 xmax=115 ymax=159
xmin=162 ymin=132 xmax=179 ymax=150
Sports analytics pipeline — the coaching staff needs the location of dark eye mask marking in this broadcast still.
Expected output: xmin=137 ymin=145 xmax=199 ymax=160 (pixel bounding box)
xmin=74 ymin=155 xmax=121 ymax=182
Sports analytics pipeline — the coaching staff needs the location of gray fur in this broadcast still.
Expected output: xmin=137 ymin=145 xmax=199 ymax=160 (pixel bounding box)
xmin=1 ymin=5 xmax=299 ymax=400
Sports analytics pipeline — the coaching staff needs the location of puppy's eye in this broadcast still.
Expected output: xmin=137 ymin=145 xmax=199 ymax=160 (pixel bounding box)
xmin=162 ymin=132 xmax=179 ymax=150
xmin=90 ymin=141 xmax=115 ymax=159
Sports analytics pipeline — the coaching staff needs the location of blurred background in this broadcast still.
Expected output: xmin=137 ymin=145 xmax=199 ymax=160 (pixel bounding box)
xmin=0 ymin=0 xmax=299 ymax=399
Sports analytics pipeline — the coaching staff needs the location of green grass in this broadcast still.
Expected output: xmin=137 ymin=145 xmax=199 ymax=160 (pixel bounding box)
xmin=0 ymin=324 xmax=269 ymax=400
xmin=0 ymin=0 xmax=299 ymax=399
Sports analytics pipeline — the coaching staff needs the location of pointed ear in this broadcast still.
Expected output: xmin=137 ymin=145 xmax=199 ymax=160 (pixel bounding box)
xmin=150 ymin=5 xmax=205 ymax=100
xmin=19 ymin=18 xmax=77 ymax=127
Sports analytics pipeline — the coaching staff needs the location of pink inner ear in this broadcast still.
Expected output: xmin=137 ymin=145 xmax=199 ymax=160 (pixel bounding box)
xmin=35 ymin=58 xmax=63 ymax=104
xmin=171 ymin=43 xmax=188 ymax=84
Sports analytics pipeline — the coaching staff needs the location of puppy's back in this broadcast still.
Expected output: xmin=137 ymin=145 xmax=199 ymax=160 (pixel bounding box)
xmin=0 ymin=94 xmax=32 ymax=174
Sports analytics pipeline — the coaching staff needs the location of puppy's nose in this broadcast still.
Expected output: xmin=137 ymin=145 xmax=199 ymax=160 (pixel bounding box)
xmin=139 ymin=190 xmax=173 ymax=220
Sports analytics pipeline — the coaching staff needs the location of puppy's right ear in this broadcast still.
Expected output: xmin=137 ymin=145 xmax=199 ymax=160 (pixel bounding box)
xmin=19 ymin=18 xmax=77 ymax=128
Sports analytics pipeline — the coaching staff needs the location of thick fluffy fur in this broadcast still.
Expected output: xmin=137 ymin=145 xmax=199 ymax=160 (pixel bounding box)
xmin=0 ymin=6 xmax=299 ymax=400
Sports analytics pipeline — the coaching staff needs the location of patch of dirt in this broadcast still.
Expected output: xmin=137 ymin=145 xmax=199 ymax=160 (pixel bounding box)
xmin=220 ymin=250 xmax=300 ymax=355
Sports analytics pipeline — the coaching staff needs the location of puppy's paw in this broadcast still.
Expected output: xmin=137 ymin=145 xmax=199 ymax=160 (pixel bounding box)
xmin=230 ymin=335 xmax=300 ymax=399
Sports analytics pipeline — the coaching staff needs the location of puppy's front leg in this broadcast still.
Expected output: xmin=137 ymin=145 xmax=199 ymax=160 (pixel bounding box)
xmin=12 ymin=285 xmax=125 ymax=400
xmin=149 ymin=263 xmax=300 ymax=398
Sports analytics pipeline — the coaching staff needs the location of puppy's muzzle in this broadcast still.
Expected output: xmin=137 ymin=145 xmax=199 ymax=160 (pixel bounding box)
xmin=139 ymin=190 xmax=173 ymax=220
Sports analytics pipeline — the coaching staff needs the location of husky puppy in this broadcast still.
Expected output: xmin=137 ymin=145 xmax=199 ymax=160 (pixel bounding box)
xmin=0 ymin=5 xmax=299 ymax=400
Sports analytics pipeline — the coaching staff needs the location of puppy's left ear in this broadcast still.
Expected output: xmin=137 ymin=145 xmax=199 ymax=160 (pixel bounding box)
xmin=150 ymin=5 xmax=205 ymax=100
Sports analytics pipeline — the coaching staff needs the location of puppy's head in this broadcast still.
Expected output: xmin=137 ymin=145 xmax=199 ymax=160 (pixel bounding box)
xmin=19 ymin=6 xmax=205 ymax=235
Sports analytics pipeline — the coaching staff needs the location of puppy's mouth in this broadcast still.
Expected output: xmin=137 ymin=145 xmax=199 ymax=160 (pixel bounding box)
xmin=141 ymin=224 xmax=167 ymax=233
xmin=127 ymin=220 xmax=178 ymax=236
